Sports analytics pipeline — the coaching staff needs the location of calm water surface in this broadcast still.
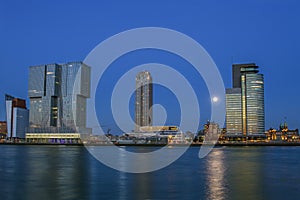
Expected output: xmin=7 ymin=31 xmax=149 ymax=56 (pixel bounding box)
xmin=0 ymin=145 xmax=300 ymax=200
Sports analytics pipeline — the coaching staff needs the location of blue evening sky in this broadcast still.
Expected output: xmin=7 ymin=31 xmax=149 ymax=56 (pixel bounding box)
xmin=1 ymin=0 xmax=299 ymax=133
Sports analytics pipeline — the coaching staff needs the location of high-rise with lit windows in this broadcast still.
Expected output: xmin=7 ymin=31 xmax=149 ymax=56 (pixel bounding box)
xmin=226 ymin=63 xmax=265 ymax=135
xmin=226 ymin=88 xmax=242 ymax=134
xmin=135 ymin=71 xmax=153 ymax=132
xmin=28 ymin=61 xmax=91 ymax=133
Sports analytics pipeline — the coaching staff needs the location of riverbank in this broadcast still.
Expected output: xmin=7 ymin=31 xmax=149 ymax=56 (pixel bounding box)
xmin=1 ymin=141 xmax=300 ymax=146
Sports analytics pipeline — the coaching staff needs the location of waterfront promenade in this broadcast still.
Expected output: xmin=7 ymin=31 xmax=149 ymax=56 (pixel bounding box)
xmin=1 ymin=140 xmax=300 ymax=146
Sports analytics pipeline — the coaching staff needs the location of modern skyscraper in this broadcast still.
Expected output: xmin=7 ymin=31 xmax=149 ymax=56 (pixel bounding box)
xmin=28 ymin=61 xmax=91 ymax=133
xmin=5 ymin=94 xmax=29 ymax=139
xmin=226 ymin=63 xmax=265 ymax=135
xmin=135 ymin=71 xmax=153 ymax=132
xmin=225 ymin=88 xmax=242 ymax=134
xmin=232 ymin=63 xmax=257 ymax=88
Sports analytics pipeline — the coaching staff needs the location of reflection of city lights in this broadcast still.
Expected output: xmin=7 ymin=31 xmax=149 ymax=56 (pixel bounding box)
xmin=212 ymin=96 xmax=218 ymax=103
xmin=206 ymin=150 xmax=226 ymax=199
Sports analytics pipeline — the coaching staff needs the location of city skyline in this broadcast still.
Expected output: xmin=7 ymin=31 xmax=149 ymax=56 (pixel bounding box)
xmin=1 ymin=1 xmax=300 ymax=132
xmin=1 ymin=2 xmax=300 ymax=199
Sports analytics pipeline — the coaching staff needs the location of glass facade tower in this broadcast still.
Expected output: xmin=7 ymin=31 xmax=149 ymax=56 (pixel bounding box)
xmin=241 ymin=68 xmax=265 ymax=135
xmin=226 ymin=64 xmax=265 ymax=135
xmin=28 ymin=61 xmax=91 ymax=133
xmin=135 ymin=71 xmax=153 ymax=132
xmin=5 ymin=94 xmax=29 ymax=139
xmin=226 ymin=88 xmax=242 ymax=134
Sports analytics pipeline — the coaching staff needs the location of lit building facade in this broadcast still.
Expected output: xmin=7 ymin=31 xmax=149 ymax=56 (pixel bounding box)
xmin=135 ymin=71 xmax=153 ymax=132
xmin=5 ymin=95 xmax=29 ymax=139
xmin=0 ymin=121 xmax=7 ymax=141
xmin=266 ymin=122 xmax=299 ymax=142
xmin=0 ymin=121 xmax=7 ymax=134
xmin=28 ymin=61 xmax=91 ymax=134
xmin=226 ymin=88 xmax=242 ymax=134
xmin=226 ymin=64 xmax=265 ymax=135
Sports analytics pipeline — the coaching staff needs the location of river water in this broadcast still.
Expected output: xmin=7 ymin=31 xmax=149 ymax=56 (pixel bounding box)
xmin=0 ymin=145 xmax=299 ymax=200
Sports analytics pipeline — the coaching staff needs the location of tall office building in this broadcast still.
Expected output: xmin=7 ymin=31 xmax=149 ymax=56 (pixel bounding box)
xmin=226 ymin=88 xmax=242 ymax=134
xmin=226 ymin=63 xmax=265 ymax=135
xmin=5 ymin=94 xmax=29 ymax=139
xmin=135 ymin=71 xmax=153 ymax=132
xmin=28 ymin=61 xmax=91 ymax=133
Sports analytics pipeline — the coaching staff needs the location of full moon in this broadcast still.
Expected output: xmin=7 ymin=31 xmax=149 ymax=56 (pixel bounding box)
xmin=212 ymin=96 xmax=218 ymax=103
